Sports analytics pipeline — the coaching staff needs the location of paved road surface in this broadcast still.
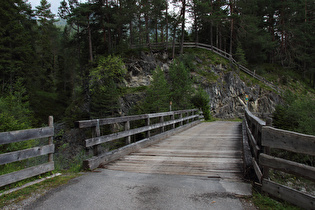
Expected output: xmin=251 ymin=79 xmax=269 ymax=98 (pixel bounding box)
xmin=26 ymin=122 xmax=252 ymax=210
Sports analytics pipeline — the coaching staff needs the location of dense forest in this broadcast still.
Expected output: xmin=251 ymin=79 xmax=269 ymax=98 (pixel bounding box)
xmin=1 ymin=0 xmax=315 ymax=131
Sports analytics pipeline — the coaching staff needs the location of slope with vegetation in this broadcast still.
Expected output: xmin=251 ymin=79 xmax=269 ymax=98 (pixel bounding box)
xmin=1 ymin=0 xmax=314 ymax=208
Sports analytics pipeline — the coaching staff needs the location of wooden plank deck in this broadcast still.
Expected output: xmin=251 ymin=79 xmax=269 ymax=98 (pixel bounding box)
xmin=102 ymin=121 xmax=243 ymax=180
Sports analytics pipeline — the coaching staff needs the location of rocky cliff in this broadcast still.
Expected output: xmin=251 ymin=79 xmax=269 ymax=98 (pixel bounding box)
xmin=122 ymin=50 xmax=281 ymax=119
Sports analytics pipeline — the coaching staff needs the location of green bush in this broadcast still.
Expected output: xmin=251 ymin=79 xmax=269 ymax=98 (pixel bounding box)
xmin=0 ymin=80 xmax=35 ymax=153
xmin=273 ymin=91 xmax=315 ymax=135
xmin=191 ymin=87 xmax=211 ymax=120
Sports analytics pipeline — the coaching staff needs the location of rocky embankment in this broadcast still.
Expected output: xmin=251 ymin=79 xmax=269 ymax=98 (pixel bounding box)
xmin=122 ymin=51 xmax=281 ymax=119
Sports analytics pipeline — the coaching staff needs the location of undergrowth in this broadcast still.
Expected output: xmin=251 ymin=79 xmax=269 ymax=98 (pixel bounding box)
xmin=0 ymin=174 xmax=79 ymax=209
xmin=252 ymin=190 xmax=300 ymax=210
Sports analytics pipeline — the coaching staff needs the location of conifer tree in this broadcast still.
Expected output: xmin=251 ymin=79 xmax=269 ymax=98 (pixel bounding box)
xmin=0 ymin=0 xmax=36 ymax=92
xmin=143 ymin=67 xmax=170 ymax=113
xmin=169 ymin=60 xmax=193 ymax=110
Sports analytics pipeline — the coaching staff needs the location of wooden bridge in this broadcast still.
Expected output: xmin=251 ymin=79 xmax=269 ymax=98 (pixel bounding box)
xmin=103 ymin=121 xmax=243 ymax=180
xmin=1 ymin=108 xmax=315 ymax=209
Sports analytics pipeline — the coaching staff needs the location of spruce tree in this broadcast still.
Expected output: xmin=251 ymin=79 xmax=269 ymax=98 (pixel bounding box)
xmin=143 ymin=67 xmax=170 ymax=113
xmin=169 ymin=60 xmax=193 ymax=110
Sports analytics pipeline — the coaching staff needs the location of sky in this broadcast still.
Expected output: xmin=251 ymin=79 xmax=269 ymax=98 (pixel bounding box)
xmin=27 ymin=0 xmax=87 ymax=15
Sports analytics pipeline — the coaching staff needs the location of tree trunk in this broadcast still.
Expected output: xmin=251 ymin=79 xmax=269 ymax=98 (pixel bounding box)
xmin=145 ymin=13 xmax=150 ymax=45
xmin=229 ymin=0 xmax=234 ymax=58
xmin=130 ymin=20 xmax=133 ymax=46
xmin=156 ymin=22 xmax=158 ymax=43
xmin=165 ymin=1 xmax=169 ymax=49
xmin=87 ymin=16 xmax=93 ymax=62
xmin=180 ymin=0 xmax=186 ymax=55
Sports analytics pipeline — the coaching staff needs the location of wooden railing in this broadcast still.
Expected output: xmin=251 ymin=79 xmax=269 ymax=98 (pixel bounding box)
xmin=75 ymin=109 xmax=202 ymax=170
xmin=0 ymin=117 xmax=55 ymax=188
xmin=244 ymin=108 xmax=315 ymax=209
xmin=131 ymin=42 xmax=279 ymax=92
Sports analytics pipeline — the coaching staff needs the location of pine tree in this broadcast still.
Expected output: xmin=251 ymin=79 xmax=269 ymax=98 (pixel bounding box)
xmin=169 ymin=60 xmax=193 ymax=110
xmin=143 ymin=67 xmax=170 ymax=113
xmin=0 ymin=0 xmax=36 ymax=92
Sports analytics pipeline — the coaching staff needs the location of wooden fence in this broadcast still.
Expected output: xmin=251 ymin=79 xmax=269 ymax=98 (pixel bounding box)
xmin=131 ymin=42 xmax=279 ymax=92
xmin=75 ymin=109 xmax=201 ymax=170
xmin=244 ymin=108 xmax=315 ymax=209
xmin=0 ymin=116 xmax=54 ymax=188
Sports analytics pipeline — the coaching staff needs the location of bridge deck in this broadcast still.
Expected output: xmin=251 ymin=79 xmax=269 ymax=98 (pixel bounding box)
xmin=103 ymin=121 xmax=243 ymax=180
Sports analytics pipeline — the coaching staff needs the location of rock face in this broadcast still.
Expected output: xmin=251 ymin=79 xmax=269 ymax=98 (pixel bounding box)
xmin=122 ymin=51 xmax=281 ymax=119
xmin=204 ymin=71 xmax=281 ymax=119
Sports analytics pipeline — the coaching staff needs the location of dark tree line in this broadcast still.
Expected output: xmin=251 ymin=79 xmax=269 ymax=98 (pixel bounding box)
xmin=0 ymin=0 xmax=314 ymax=129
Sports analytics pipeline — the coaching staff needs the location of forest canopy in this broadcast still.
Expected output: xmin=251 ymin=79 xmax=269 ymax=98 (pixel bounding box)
xmin=0 ymin=0 xmax=314 ymax=128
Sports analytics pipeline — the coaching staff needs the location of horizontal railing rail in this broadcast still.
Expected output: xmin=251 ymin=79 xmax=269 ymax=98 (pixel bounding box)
xmin=75 ymin=109 xmax=202 ymax=170
xmin=243 ymin=109 xmax=315 ymax=209
xmin=0 ymin=116 xmax=55 ymax=188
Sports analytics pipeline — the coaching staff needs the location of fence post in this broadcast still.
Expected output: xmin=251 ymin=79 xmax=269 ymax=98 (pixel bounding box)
xmin=262 ymin=120 xmax=272 ymax=180
xmin=93 ymin=119 xmax=100 ymax=156
xmin=160 ymin=116 xmax=165 ymax=133
xmin=48 ymin=116 xmax=54 ymax=162
xmin=186 ymin=111 xmax=189 ymax=124
xmin=125 ymin=121 xmax=131 ymax=144
xmin=146 ymin=116 xmax=151 ymax=138
xmin=180 ymin=113 xmax=183 ymax=126
xmin=171 ymin=112 xmax=175 ymax=129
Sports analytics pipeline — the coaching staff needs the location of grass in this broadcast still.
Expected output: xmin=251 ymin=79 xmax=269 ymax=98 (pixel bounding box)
xmin=251 ymin=190 xmax=301 ymax=210
xmin=0 ymin=173 xmax=80 ymax=209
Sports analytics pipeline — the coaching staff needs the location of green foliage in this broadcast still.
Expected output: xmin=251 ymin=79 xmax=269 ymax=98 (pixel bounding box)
xmin=252 ymin=191 xmax=300 ymax=210
xmin=235 ymin=42 xmax=248 ymax=66
xmin=90 ymin=78 xmax=121 ymax=118
xmin=179 ymin=53 xmax=196 ymax=71
xmin=273 ymin=91 xmax=315 ymax=135
xmin=191 ymin=87 xmax=211 ymax=120
xmin=0 ymin=0 xmax=37 ymax=92
xmin=169 ymin=60 xmax=194 ymax=110
xmin=90 ymin=55 xmax=126 ymax=83
xmin=142 ymin=67 xmax=170 ymax=113
xmin=0 ymin=80 xmax=33 ymax=132
xmin=89 ymin=55 xmax=126 ymax=118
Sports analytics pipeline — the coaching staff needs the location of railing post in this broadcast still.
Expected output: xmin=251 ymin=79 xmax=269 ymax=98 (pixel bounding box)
xmin=171 ymin=112 xmax=175 ymax=129
xmin=93 ymin=119 xmax=100 ymax=156
xmin=186 ymin=111 xmax=189 ymax=124
xmin=180 ymin=112 xmax=183 ymax=126
xmin=125 ymin=121 xmax=131 ymax=144
xmin=262 ymin=120 xmax=272 ymax=180
xmin=48 ymin=116 xmax=54 ymax=162
xmin=146 ymin=116 xmax=151 ymax=138
xmin=160 ymin=116 xmax=165 ymax=133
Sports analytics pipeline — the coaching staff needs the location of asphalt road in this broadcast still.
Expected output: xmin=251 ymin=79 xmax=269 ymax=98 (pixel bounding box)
xmin=26 ymin=122 xmax=253 ymax=210
xmin=26 ymin=169 xmax=252 ymax=210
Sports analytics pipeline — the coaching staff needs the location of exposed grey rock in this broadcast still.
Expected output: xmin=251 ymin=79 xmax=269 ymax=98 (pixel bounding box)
xmin=123 ymin=51 xmax=281 ymax=119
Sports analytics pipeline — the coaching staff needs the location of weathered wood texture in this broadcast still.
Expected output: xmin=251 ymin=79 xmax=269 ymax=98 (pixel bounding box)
xmin=0 ymin=162 xmax=54 ymax=188
xmin=77 ymin=109 xmax=201 ymax=170
xmin=244 ymin=119 xmax=260 ymax=159
xmin=262 ymin=179 xmax=315 ymax=210
xmin=259 ymin=153 xmax=315 ymax=182
xmin=84 ymin=120 xmax=201 ymax=170
xmin=0 ymin=116 xmax=55 ymax=188
xmin=262 ymin=126 xmax=315 ymax=156
xmin=0 ymin=127 xmax=54 ymax=145
xmin=103 ymin=121 xmax=244 ymax=180
xmin=75 ymin=109 xmax=197 ymax=128
xmin=0 ymin=145 xmax=55 ymax=165
xmin=252 ymin=158 xmax=262 ymax=183
xmin=242 ymin=121 xmax=252 ymax=178
xmin=244 ymin=108 xmax=315 ymax=209
xmin=85 ymin=115 xmax=199 ymax=147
